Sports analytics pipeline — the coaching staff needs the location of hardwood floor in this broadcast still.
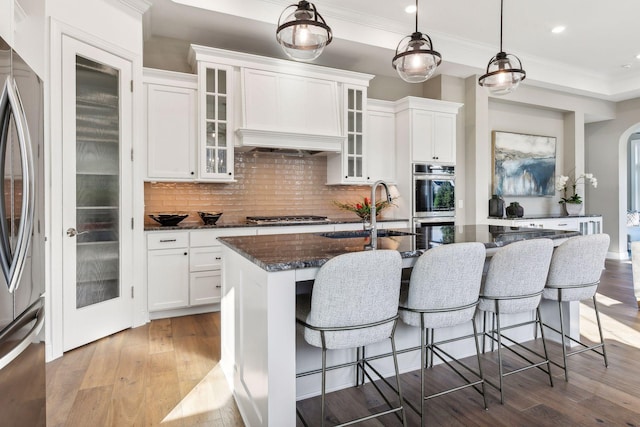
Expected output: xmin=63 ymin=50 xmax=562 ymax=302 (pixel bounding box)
xmin=46 ymin=312 xmax=243 ymax=426
xmin=48 ymin=260 xmax=640 ymax=426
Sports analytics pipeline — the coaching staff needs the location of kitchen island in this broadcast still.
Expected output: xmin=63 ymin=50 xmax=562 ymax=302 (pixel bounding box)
xmin=218 ymin=225 xmax=581 ymax=427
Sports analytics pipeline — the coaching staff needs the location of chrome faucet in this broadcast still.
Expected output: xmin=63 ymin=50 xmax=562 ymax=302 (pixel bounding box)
xmin=369 ymin=180 xmax=392 ymax=249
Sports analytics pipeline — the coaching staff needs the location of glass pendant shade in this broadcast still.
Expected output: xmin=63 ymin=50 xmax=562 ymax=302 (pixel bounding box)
xmin=392 ymin=32 xmax=442 ymax=83
xmin=276 ymin=1 xmax=332 ymax=62
xmin=478 ymin=52 xmax=526 ymax=95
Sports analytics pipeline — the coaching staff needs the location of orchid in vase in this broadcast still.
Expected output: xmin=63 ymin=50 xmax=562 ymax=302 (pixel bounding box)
xmin=556 ymin=171 xmax=598 ymax=205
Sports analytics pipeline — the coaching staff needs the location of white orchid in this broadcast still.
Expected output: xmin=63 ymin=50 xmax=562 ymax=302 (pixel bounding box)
xmin=556 ymin=171 xmax=598 ymax=204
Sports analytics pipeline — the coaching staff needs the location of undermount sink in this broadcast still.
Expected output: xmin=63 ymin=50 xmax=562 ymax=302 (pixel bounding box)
xmin=316 ymin=230 xmax=416 ymax=239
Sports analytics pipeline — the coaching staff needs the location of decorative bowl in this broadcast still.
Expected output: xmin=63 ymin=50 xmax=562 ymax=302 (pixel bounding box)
xmin=198 ymin=212 xmax=223 ymax=225
xmin=148 ymin=213 xmax=188 ymax=227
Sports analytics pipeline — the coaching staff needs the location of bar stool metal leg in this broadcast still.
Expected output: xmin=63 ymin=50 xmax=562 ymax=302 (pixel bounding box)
xmin=593 ymin=295 xmax=609 ymax=367
xmin=536 ymin=307 xmax=554 ymax=388
xmin=557 ymin=296 xmax=570 ymax=381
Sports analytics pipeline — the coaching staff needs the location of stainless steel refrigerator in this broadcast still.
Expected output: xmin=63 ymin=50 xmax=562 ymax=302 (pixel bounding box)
xmin=0 ymin=37 xmax=45 ymax=426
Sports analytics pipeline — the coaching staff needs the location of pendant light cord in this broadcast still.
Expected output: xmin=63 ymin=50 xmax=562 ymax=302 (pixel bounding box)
xmin=499 ymin=0 xmax=504 ymax=52
xmin=415 ymin=0 xmax=419 ymax=33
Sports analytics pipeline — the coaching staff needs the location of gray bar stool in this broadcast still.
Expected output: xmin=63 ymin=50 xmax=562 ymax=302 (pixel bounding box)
xmin=399 ymin=242 xmax=487 ymax=427
xmin=542 ymin=233 xmax=610 ymax=381
xmin=295 ymin=250 xmax=406 ymax=427
xmin=478 ymin=238 xmax=555 ymax=404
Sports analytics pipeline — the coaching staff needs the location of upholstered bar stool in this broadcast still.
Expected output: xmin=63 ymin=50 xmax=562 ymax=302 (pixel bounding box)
xmin=295 ymin=250 xmax=406 ymax=427
xmin=399 ymin=242 xmax=487 ymax=427
xmin=542 ymin=233 xmax=610 ymax=381
xmin=478 ymin=238 xmax=555 ymax=404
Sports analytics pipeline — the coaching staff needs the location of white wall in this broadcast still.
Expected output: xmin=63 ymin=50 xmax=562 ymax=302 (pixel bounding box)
xmin=586 ymin=97 xmax=640 ymax=258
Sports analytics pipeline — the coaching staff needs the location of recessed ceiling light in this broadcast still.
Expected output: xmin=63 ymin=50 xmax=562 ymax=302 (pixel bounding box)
xmin=636 ymin=53 xmax=640 ymax=60
xmin=405 ymin=5 xmax=416 ymax=13
xmin=551 ymin=26 xmax=566 ymax=34
xmin=622 ymin=64 xmax=632 ymax=69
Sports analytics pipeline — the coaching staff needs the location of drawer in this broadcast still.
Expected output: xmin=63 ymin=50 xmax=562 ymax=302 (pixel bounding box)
xmin=190 ymin=246 xmax=222 ymax=271
xmin=147 ymin=232 xmax=189 ymax=250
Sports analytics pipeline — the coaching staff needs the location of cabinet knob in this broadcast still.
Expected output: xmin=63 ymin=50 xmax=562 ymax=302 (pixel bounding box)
xmin=190 ymin=171 xmax=195 ymax=175
xmin=184 ymin=252 xmax=188 ymax=256
xmin=228 ymin=172 xmax=232 ymax=176
xmin=345 ymin=175 xmax=348 ymax=179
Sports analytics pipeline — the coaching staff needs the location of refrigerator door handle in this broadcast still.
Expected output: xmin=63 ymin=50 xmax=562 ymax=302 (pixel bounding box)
xmin=0 ymin=76 xmax=35 ymax=293
xmin=0 ymin=296 xmax=44 ymax=371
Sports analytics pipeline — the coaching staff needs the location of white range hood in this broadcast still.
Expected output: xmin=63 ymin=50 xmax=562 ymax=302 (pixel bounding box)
xmin=235 ymin=128 xmax=343 ymax=155
xmin=236 ymin=67 xmax=347 ymax=154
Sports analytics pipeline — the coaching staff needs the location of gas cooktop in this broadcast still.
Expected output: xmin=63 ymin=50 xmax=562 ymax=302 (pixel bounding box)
xmin=245 ymin=215 xmax=330 ymax=225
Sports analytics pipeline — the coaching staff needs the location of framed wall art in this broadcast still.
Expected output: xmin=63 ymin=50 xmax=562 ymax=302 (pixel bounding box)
xmin=492 ymin=131 xmax=556 ymax=197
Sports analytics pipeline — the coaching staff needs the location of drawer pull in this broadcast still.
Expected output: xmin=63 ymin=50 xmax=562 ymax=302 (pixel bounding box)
xmin=216 ymin=285 xmax=222 ymax=288
xmin=159 ymin=239 xmax=177 ymax=243
xmin=557 ymin=223 xmax=568 ymax=226
xmin=215 ymin=257 xmax=222 ymax=260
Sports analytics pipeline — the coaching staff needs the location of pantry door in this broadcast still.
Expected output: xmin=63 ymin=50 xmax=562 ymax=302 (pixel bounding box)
xmin=61 ymin=35 xmax=134 ymax=351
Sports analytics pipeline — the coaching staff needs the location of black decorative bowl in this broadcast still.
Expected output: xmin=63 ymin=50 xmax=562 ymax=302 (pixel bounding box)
xmin=198 ymin=212 xmax=223 ymax=225
xmin=148 ymin=213 xmax=188 ymax=227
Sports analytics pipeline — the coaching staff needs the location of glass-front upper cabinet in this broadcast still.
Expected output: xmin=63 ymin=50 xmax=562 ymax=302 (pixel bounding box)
xmin=344 ymin=85 xmax=366 ymax=183
xmin=197 ymin=63 xmax=234 ymax=181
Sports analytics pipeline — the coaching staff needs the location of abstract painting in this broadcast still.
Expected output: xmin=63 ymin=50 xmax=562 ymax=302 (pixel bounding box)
xmin=492 ymin=131 xmax=556 ymax=197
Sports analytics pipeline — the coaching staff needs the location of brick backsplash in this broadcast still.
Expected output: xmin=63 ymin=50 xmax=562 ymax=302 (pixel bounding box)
xmin=144 ymin=152 xmax=385 ymax=226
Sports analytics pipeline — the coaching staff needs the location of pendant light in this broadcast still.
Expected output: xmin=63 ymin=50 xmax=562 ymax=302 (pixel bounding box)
xmin=478 ymin=0 xmax=526 ymax=95
xmin=392 ymin=0 xmax=441 ymax=83
xmin=276 ymin=1 xmax=332 ymax=62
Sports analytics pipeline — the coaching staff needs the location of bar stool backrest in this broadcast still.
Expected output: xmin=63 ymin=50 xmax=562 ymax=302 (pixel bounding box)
xmin=480 ymin=239 xmax=554 ymax=314
xmin=545 ymin=234 xmax=610 ymax=301
xmin=305 ymin=250 xmax=403 ymax=350
xmin=402 ymin=242 xmax=486 ymax=328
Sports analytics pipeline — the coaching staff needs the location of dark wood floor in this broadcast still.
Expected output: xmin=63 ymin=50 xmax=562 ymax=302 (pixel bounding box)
xmin=48 ymin=260 xmax=640 ymax=426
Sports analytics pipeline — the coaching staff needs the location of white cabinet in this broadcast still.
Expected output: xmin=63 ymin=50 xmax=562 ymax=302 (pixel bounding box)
xmin=147 ymin=232 xmax=190 ymax=311
xmin=144 ymin=68 xmax=197 ymax=180
xmin=366 ymin=99 xmax=396 ymax=183
xmin=395 ymin=97 xmax=462 ymax=165
xmin=485 ymin=216 xmax=603 ymax=235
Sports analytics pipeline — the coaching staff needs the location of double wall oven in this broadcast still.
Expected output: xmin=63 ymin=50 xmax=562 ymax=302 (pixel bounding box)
xmin=413 ymin=163 xmax=456 ymax=246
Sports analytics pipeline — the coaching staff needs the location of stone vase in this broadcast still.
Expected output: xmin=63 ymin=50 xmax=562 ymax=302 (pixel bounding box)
xmin=563 ymin=202 xmax=582 ymax=216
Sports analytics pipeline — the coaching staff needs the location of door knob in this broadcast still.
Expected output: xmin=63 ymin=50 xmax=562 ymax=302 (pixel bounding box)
xmin=67 ymin=227 xmax=89 ymax=237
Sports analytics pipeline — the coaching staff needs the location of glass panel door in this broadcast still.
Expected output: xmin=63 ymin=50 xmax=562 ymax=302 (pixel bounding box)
xmin=61 ymin=35 xmax=133 ymax=352
xmin=74 ymin=55 xmax=120 ymax=308
xmin=199 ymin=63 xmax=233 ymax=180
xmin=346 ymin=87 xmax=364 ymax=180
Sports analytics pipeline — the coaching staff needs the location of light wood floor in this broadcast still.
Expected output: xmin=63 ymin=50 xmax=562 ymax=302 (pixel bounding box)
xmin=46 ymin=312 xmax=243 ymax=426
xmin=48 ymin=260 xmax=640 ymax=426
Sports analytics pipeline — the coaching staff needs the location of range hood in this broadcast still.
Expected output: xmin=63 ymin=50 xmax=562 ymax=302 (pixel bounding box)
xmin=235 ymin=128 xmax=343 ymax=155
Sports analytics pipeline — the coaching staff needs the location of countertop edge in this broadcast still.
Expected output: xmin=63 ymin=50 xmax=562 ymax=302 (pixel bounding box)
xmin=144 ymin=218 xmax=411 ymax=232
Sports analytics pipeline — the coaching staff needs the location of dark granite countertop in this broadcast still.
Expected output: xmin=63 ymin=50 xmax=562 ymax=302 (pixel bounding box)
xmin=218 ymin=224 xmax=580 ymax=272
xmin=144 ymin=217 xmax=410 ymax=231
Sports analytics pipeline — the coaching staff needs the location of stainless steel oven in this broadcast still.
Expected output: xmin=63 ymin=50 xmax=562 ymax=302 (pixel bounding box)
xmin=413 ymin=163 xmax=455 ymax=219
